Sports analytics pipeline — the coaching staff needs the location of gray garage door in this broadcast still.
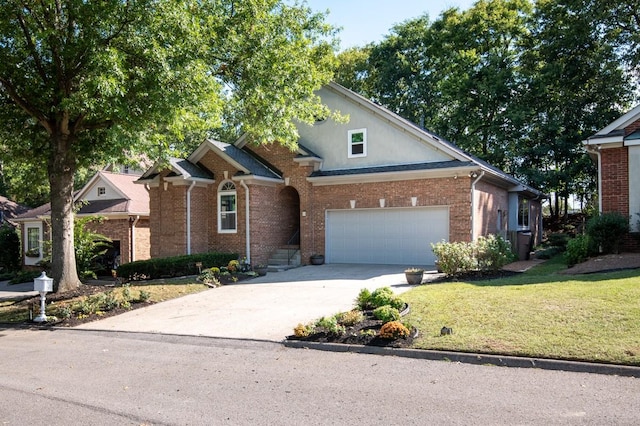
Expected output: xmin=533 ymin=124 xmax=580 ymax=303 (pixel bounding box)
xmin=326 ymin=207 xmax=449 ymax=266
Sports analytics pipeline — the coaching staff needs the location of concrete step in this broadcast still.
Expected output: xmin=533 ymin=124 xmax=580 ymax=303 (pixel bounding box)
xmin=268 ymin=248 xmax=301 ymax=267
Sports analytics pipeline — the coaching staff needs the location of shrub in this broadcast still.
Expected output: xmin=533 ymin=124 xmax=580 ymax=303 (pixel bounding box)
xmin=138 ymin=290 xmax=151 ymax=302
xmin=314 ymin=316 xmax=346 ymax=335
xmin=475 ymin=234 xmax=516 ymax=272
xmin=586 ymin=212 xmax=629 ymax=254
xmin=9 ymin=270 xmax=41 ymax=284
xmin=293 ymin=322 xmax=315 ymax=337
xmin=116 ymin=252 xmax=238 ymax=281
xmin=432 ymin=235 xmax=515 ymax=277
xmin=564 ymin=234 xmax=592 ymax=266
xmin=336 ymin=310 xmax=364 ymax=326
xmin=227 ymin=259 xmax=240 ymax=272
xmin=0 ymin=224 xmax=20 ymax=272
xmin=370 ymin=287 xmax=404 ymax=310
xmin=373 ymin=305 xmax=401 ymax=323
xmin=547 ymin=233 xmax=570 ymax=249
xmin=197 ymin=268 xmax=221 ymax=287
xmin=379 ymin=321 xmax=410 ymax=339
xmin=355 ymin=288 xmax=372 ymax=310
xmin=431 ymin=240 xmax=476 ymax=276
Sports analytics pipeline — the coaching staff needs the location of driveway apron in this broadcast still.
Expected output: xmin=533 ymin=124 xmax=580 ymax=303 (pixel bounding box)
xmin=75 ymin=264 xmax=425 ymax=341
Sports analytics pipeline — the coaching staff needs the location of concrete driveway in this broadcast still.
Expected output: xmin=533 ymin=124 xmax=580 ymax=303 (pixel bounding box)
xmin=76 ymin=264 xmax=430 ymax=341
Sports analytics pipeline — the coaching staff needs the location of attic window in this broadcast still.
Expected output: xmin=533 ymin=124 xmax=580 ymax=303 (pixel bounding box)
xmin=97 ymin=187 xmax=106 ymax=196
xmin=348 ymin=128 xmax=367 ymax=158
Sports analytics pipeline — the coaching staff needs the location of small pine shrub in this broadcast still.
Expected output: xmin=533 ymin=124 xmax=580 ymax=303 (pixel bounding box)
xmin=548 ymin=233 xmax=570 ymax=249
xmin=379 ymin=321 xmax=410 ymax=339
xmin=355 ymin=288 xmax=372 ymax=310
xmin=586 ymin=212 xmax=629 ymax=254
xmin=336 ymin=310 xmax=364 ymax=326
xmin=121 ymin=284 xmax=132 ymax=302
xmin=372 ymin=305 xmax=401 ymax=323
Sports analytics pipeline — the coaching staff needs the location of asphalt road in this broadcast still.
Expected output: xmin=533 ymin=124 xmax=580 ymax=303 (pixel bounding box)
xmin=1 ymin=328 xmax=639 ymax=425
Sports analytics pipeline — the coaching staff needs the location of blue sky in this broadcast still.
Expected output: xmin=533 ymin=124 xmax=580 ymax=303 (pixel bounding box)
xmin=302 ymin=0 xmax=476 ymax=49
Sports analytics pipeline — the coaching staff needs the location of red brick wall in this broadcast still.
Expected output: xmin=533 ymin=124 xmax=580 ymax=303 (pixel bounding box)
xmin=474 ymin=179 xmax=508 ymax=238
xmin=625 ymin=119 xmax=640 ymax=135
xmin=600 ymin=147 xmax=629 ymax=215
xmin=133 ymin=218 xmax=150 ymax=262
xmin=149 ymin=171 xmax=188 ymax=258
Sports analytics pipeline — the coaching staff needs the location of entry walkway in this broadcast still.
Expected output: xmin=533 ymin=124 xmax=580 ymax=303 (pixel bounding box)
xmin=76 ymin=264 xmax=428 ymax=341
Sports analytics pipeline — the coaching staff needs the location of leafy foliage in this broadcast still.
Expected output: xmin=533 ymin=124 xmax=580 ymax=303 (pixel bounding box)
xmin=379 ymin=321 xmax=411 ymax=339
xmin=432 ymin=234 xmax=515 ymax=277
xmin=0 ymin=224 xmax=20 ymax=272
xmin=116 ymin=252 xmax=238 ymax=282
xmin=586 ymin=213 xmax=630 ymax=255
xmin=372 ymin=305 xmax=401 ymax=323
xmin=564 ymin=234 xmax=592 ymax=267
xmin=0 ymin=0 xmax=339 ymax=291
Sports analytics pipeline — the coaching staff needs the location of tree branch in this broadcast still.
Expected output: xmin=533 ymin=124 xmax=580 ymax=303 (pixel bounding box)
xmin=15 ymin=12 xmax=49 ymax=83
xmin=0 ymin=77 xmax=52 ymax=134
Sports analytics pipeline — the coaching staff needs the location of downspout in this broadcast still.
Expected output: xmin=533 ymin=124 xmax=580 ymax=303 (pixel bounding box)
xmin=130 ymin=215 xmax=140 ymax=262
xmin=470 ymin=171 xmax=485 ymax=242
xmin=186 ymin=181 xmax=196 ymax=255
xmin=240 ymin=180 xmax=250 ymax=263
xmin=596 ymin=146 xmax=603 ymax=213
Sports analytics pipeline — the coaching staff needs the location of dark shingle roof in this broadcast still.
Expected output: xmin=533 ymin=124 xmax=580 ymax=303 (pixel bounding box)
xmin=210 ymin=140 xmax=281 ymax=179
xmin=169 ymin=158 xmax=214 ymax=180
xmin=309 ymin=160 xmax=475 ymax=178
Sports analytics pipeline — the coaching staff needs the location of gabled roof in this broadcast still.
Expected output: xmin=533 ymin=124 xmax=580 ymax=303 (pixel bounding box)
xmin=189 ymin=139 xmax=282 ymax=181
xmin=583 ymin=104 xmax=640 ymax=146
xmin=0 ymin=195 xmax=28 ymax=225
xmin=15 ymin=171 xmax=149 ymax=221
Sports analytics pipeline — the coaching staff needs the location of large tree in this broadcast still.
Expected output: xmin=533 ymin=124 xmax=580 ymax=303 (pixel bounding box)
xmin=0 ymin=0 xmax=338 ymax=292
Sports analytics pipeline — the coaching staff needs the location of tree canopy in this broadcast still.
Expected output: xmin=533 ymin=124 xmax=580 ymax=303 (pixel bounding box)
xmin=334 ymin=0 xmax=639 ymax=218
xmin=0 ymin=0 xmax=339 ymax=291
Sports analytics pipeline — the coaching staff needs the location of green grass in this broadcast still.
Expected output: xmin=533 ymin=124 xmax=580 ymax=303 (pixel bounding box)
xmin=404 ymin=256 xmax=640 ymax=365
xmin=0 ymin=279 xmax=209 ymax=324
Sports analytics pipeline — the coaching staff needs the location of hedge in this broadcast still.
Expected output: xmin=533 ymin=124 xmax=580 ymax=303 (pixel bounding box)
xmin=116 ymin=252 xmax=238 ymax=281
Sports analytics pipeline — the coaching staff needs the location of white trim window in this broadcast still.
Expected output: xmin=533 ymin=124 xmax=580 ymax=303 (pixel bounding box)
xmin=24 ymin=222 xmax=43 ymax=265
xmin=97 ymin=187 xmax=106 ymax=196
xmin=218 ymin=181 xmax=237 ymax=233
xmin=518 ymin=198 xmax=530 ymax=230
xmin=348 ymin=128 xmax=367 ymax=158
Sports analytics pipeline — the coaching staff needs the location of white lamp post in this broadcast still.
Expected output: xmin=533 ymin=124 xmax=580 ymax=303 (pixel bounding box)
xmin=33 ymin=272 xmax=53 ymax=323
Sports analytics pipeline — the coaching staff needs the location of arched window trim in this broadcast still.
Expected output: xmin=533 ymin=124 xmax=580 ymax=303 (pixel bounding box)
xmin=218 ymin=180 xmax=237 ymax=233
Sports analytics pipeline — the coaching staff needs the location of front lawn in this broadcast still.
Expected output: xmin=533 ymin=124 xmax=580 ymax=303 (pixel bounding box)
xmin=404 ymin=256 xmax=640 ymax=365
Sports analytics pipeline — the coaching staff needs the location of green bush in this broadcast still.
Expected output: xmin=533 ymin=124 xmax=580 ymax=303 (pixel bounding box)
xmin=314 ymin=316 xmax=346 ymax=335
xmin=9 ymin=270 xmax=41 ymax=284
xmin=0 ymin=224 xmax=20 ymax=272
xmin=116 ymin=252 xmax=238 ymax=281
xmin=475 ymin=234 xmax=517 ymax=272
xmin=431 ymin=240 xmax=476 ymax=276
xmin=586 ymin=212 xmax=629 ymax=254
xmin=372 ymin=305 xmax=401 ymax=323
xmin=564 ymin=234 xmax=591 ymax=267
xmin=355 ymin=288 xmax=372 ymax=310
xmin=432 ymin=234 xmax=515 ymax=277
xmin=548 ymin=233 xmax=570 ymax=249
xmin=370 ymin=287 xmax=405 ymax=310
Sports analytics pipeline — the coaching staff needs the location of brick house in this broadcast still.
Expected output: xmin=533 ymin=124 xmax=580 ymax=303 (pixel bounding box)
xmin=584 ymin=104 xmax=640 ymax=250
xmin=14 ymin=166 xmax=150 ymax=268
xmin=139 ymin=83 xmax=543 ymax=266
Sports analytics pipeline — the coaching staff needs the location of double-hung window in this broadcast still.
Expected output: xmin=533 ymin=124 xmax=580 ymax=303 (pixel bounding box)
xmin=348 ymin=128 xmax=367 ymax=158
xmin=218 ymin=181 xmax=237 ymax=233
xmin=518 ymin=198 xmax=530 ymax=229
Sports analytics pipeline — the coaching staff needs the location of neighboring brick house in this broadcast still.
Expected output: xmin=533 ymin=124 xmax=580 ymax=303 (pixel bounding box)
xmin=139 ymin=83 xmax=543 ymax=266
xmin=584 ymin=104 xmax=640 ymax=250
xmin=14 ymin=166 xmax=150 ymax=268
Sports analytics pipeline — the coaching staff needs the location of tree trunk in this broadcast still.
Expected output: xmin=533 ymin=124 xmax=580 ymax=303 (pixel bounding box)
xmin=48 ymin=133 xmax=80 ymax=293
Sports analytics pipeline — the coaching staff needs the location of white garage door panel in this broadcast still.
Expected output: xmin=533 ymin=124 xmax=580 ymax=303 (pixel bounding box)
xmin=326 ymin=207 xmax=449 ymax=265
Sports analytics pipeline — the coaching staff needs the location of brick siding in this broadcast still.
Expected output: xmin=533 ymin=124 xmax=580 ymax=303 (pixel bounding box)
xmin=600 ymin=147 xmax=629 ymax=215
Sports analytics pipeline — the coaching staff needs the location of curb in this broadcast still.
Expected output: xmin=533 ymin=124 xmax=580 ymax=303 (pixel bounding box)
xmin=283 ymin=340 xmax=640 ymax=378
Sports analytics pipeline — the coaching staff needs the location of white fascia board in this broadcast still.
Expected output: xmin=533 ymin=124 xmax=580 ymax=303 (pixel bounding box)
xmin=232 ymin=175 xmax=283 ymax=187
xmin=583 ymin=136 xmax=624 ymax=146
xmin=307 ymin=166 xmax=478 ymax=186
xmin=597 ymin=104 xmax=640 ymax=135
